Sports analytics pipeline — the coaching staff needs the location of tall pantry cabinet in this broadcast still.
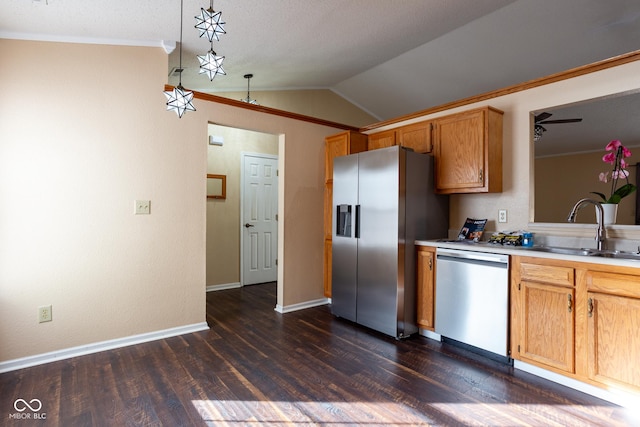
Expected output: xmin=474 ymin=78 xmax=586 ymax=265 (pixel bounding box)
xmin=323 ymin=131 xmax=367 ymax=297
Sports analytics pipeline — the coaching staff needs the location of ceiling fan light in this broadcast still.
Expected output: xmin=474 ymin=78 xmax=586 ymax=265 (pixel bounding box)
xmin=533 ymin=125 xmax=545 ymax=142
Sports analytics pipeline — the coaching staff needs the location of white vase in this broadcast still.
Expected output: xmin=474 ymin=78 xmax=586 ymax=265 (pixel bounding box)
xmin=597 ymin=203 xmax=618 ymax=225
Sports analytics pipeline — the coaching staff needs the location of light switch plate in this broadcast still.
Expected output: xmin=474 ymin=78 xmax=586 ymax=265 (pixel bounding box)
xmin=135 ymin=200 xmax=151 ymax=215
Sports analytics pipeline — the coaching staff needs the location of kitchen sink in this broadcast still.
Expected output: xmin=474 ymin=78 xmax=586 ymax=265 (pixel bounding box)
xmin=528 ymin=246 xmax=640 ymax=261
xmin=588 ymin=250 xmax=640 ymax=260
xmin=528 ymin=246 xmax=595 ymax=256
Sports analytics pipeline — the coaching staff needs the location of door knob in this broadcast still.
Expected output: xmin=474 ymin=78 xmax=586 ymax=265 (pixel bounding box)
xmin=245 ymin=223 xmax=255 ymax=228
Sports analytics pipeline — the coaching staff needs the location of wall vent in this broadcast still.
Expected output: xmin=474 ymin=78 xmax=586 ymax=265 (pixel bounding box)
xmin=169 ymin=67 xmax=185 ymax=77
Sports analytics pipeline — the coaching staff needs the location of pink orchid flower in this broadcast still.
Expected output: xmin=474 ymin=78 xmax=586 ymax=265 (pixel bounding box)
xmin=605 ymin=139 xmax=632 ymax=157
xmin=612 ymin=169 xmax=630 ymax=179
xmin=599 ymin=172 xmax=609 ymax=183
xmin=605 ymin=140 xmax=622 ymax=151
xmin=593 ymin=140 xmax=637 ymax=205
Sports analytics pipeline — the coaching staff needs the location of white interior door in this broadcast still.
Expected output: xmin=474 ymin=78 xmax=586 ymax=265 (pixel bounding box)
xmin=241 ymin=153 xmax=278 ymax=285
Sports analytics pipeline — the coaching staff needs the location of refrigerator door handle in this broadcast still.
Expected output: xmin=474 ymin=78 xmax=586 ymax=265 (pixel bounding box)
xmin=355 ymin=205 xmax=361 ymax=238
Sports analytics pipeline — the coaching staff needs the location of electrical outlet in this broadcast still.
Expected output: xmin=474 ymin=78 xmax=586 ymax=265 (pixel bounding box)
xmin=38 ymin=305 xmax=52 ymax=323
xmin=134 ymin=200 xmax=151 ymax=215
xmin=498 ymin=209 xmax=508 ymax=223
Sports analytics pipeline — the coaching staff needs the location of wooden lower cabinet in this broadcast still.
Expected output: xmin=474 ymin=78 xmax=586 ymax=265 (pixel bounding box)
xmin=511 ymin=257 xmax=575 ymax=373
xmin=584 ymin=269 xmax=640 ymax=392
xmin=416 ymin=246 xmax=436 ymax=330
xmin=511 ymin=256 xmax=640 ymax=395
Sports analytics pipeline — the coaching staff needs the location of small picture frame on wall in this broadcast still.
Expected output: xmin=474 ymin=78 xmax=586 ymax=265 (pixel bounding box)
xmin=207 ymin=174 xmax=226 ymax=199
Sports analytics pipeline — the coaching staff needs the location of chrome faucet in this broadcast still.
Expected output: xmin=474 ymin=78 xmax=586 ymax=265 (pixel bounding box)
xmin=567 ymin=198 xmax=606 ymax=251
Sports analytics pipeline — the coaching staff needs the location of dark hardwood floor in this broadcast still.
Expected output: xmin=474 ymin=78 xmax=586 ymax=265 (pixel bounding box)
xmin=2 ymin=282 xmax=639 ymax=426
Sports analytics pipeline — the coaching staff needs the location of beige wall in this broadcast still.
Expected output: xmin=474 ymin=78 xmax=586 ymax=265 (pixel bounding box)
xmin=206 ymin=125 xmax=278 ymax=287
xmin=0 ymin=39 xmax=345 ymax=363
xmin=214 ymin=89 xmax=378 ymax=127
xmin=0 ymin=40 xmax=206 ymax=362
xmin=536 ymin=151 xmax=638 ymax=225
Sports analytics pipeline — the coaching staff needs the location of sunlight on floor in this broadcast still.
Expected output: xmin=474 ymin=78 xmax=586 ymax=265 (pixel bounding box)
xmin=192 ymin=400 xmax=432 ymax=425
xmin=192 ymin=399 xmax=640 ymax=426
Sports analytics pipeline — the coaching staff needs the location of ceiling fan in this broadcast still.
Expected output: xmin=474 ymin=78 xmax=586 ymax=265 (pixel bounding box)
xmin=534 ymin=112 xmax=583 ymax=141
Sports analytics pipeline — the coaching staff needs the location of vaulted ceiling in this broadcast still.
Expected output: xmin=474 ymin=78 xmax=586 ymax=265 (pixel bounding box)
xmin=1 ymin=0 xmax=639 ymax=123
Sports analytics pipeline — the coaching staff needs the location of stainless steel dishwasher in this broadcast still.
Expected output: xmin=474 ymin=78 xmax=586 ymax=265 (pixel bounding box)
xmin=435 ymin=247 xmax=509 ymax=357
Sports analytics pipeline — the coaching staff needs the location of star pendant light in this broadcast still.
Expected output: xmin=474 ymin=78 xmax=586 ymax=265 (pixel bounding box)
xmin=197 ymin=46 xmax=226 ymax=81
xmin=195 ymin=0 xmax=226 ymax=42
xmin=164 ymin=0 xmax=196 ymax=118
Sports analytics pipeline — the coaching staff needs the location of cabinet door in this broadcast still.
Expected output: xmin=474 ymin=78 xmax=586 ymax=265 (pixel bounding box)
xmin=587 ymin=291 xmax=640 ymax=391
xmin=325 ymin=133 xmax=349 ymax=183
xmin=416 ymin=248 xmax=435 ymax=330
xmin=434 ymin=109 xmax=485 ymax=191
xmin=323 ymin=239 xmax=332 ymax=297
xmin=368 ymin=130 xmax=396 ymax=151
xmin=433 ymin=107 xmax=502 ymax=194
xmin=323 ymin=183 xmax=333 ymax=240
xmin=397 ymin=121 xmax=432 ymax=153
xmin=519 ymin=281 xmax=575 ymax=373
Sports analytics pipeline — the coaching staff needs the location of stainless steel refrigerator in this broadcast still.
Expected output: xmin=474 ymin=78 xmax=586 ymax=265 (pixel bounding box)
xmin=331 ymin=145 xmax=448 ymax=338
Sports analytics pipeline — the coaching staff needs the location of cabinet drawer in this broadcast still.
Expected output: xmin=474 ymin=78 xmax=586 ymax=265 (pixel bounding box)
xmin=586 ymin=270 xmax=640 ymax=299
xmin=519 ymin=262 xmax=574 ymax=287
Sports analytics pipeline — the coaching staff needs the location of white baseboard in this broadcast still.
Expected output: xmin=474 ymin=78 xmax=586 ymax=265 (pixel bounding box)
xmin=206 ymin=282 xmax=241 ymax=292
xmin=275 ymin=298 xmax=330 ymax=314
xmin=419 ymin=329 xmax=441 ymax=341
xmin=0 ymin=322 xmax=210 ymax=374
xmin=514 ymin=360 xmax=640 ymax=409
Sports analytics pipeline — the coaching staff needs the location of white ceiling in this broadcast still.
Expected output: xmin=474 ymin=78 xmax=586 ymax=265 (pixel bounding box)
xmin=1 ymin=0 xmax=640 ymax=127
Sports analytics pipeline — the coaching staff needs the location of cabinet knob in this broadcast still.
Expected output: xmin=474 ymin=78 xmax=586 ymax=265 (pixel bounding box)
xmin=587 ymin=298 xmax=594 ymax=317
xmin=567 ymin=294 xmax=573 ymax=313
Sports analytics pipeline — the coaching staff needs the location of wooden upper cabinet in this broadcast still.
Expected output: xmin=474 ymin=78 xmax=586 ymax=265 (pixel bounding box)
xmin=433 ymin=106 xmax=503 ymax=194
xmin=397 ymin=121 xmax=433 ymax=153
xmin=368 ymin=130 xmax=396 ymax=151
xmin=324 ymin=131 xmax=367 ymax=183
xmin=368 ymin=121 xmax=433 ymax=153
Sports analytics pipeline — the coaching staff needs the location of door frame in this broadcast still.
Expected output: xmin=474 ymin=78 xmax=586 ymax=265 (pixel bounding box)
xmin=240 ymin=151 xmax=279 ymax=286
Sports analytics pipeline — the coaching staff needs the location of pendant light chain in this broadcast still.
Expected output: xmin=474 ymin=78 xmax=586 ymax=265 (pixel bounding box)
xmin=163 ymin=0 xmax=196 ymax=118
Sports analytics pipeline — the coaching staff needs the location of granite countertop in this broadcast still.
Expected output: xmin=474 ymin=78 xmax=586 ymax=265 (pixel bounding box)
xmin=415 ymin=239 xmax=640 ymax=269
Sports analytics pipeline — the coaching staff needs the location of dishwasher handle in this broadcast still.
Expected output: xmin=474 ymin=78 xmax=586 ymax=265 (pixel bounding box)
xmin=437 ymin=249 xmax=508 ymax=267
